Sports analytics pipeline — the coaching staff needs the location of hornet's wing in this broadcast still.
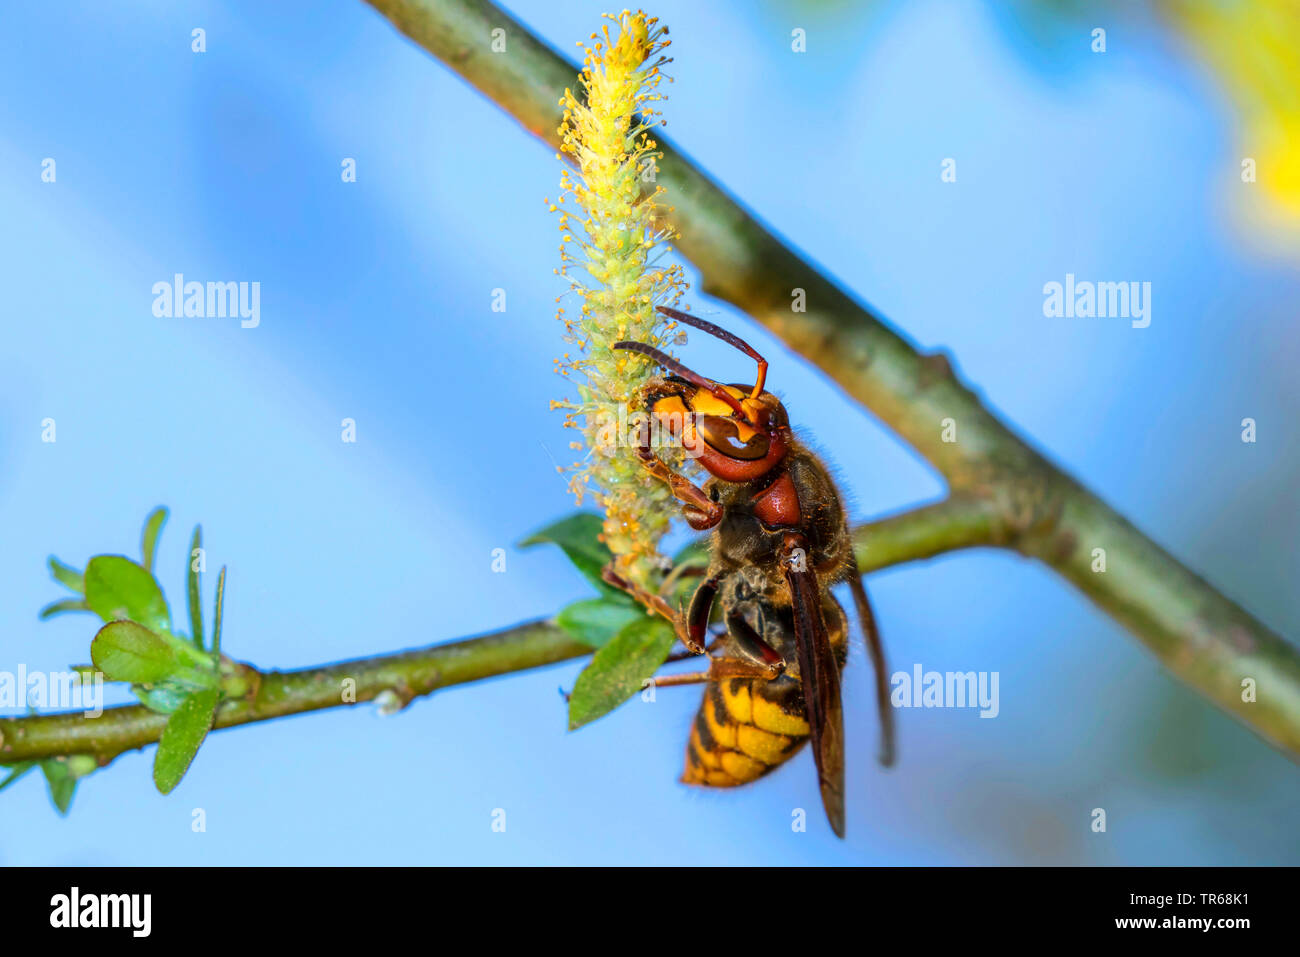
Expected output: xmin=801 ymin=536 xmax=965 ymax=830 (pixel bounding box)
xmin=781 ymin=531 xmax=845 ymax=838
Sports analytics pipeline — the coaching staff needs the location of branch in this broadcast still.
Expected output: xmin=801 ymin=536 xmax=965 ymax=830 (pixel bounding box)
xmin=0 ymin=621 xmax=588 ymax=765
xmin=852 ymin=495 xmax=1004 ymax=571
xmin=361 ymin=0 xmax=1300 ymax=759
xmin=0 ymin=507 xmax=971 ymax=764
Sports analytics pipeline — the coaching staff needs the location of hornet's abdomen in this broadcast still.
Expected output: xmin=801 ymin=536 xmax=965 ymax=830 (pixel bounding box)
xmin=682 ymin=588 xmax=849 ymax=790
xmin=682 ymin=675 xmax=810 ymax=787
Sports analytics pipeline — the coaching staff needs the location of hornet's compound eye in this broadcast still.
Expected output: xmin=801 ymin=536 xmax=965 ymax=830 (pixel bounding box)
xmin=696 ymin=415 xmax=771 ymax=460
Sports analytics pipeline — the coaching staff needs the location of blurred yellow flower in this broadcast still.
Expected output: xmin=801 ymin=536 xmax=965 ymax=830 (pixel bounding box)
xmin=1167 ymin=0 xmax=1300 ymax=240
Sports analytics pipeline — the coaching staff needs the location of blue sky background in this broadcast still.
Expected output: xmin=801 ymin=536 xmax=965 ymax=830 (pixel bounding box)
xmin=1 ymin=0 xmax=1296 ymax=864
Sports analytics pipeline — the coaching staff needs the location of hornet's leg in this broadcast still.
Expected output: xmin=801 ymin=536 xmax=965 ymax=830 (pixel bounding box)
xmin=664 ymin=633 xmax=723 ymax=663
xmin=600 ymin=568 xmax=720 ymax=655
xmin=652 ymin=605 xmax=789 ymax=686
xmin=629 ymin=423 xmax=722 ymax=531
xmin=724 ymin=606 xmax=787 ymax=674
xmin=647 ymin=655 xmax=785 ymax=688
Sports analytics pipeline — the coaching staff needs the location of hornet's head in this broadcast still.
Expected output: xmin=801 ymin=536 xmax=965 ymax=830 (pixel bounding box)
xmin=615 ymin=306 xmax=790 ymax=483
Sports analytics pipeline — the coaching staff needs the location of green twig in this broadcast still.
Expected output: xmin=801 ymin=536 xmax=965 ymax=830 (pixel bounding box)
xmin=0 ymin=622 xmax=588 ymax=765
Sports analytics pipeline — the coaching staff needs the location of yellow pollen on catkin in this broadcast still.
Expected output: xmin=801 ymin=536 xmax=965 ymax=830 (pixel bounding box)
xmin=549 ymin=9 xmax=688 ymax=589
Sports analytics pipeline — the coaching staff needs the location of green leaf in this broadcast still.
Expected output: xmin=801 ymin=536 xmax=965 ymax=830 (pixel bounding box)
xmin=67 ymin=755 xmax=97 ymax=779
xmin=568 ymin=617 xmax=674 ymax=730
xmin=0 ymin=762 xmax=35 ymax=794
xmin=133 ymin=684 xmax=191 ymax=714
xmin=520 ymin=512 xmax=618 ymax=595
xmin=38 ymin=598 xmax=91 ymax=620
xmin=556 ymin=598 xmax=646 ymax=648
xmin=91 ymin=621 xmax=217 ymax=691
xmin=39 ymin=760 xmax=77 ymax=815
xmin=140 ymin=506 xmax=169 ymax=573
xmin=90 ymin=621 xmax=179 ymax=684
xmin=47 ymin=556 xmax=84 ymax=594
xmin=212 ymin=566 xmax=226 ymax=658
xmin=84 ymin=555 xmax=170 ymax=632
xmin=187 ymin=526 xmax=204 ymax=649
xmin=153 ymin=689 xmax=220 ymax=794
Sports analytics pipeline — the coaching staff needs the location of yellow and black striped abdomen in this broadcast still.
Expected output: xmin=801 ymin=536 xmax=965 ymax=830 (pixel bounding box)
xmin=682 ymin=676 xmax=811 ymax=787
